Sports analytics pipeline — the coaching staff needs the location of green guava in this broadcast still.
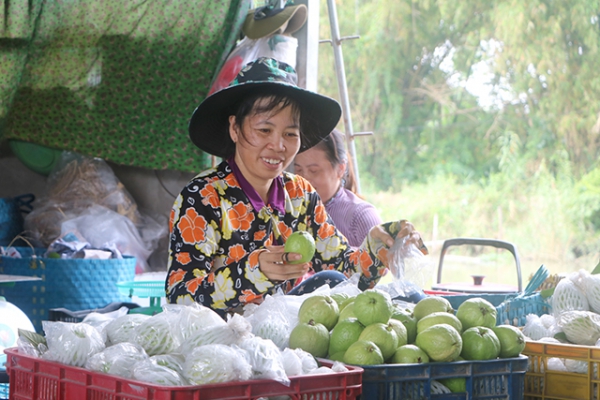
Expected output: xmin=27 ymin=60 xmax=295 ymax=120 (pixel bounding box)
xmin=298 ymin=294 xmax=339 ymax=330
xmin=415 ymin=323 xmax=463 ymax=362
xmin=284 ymin=231 xmax=316 ymax=264
xmin=353 ymin=289 xmax=393 ymax=326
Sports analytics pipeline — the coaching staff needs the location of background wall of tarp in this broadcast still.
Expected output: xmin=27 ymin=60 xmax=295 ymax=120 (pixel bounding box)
xmin=0 ymin=0 xmax=250 ymax=173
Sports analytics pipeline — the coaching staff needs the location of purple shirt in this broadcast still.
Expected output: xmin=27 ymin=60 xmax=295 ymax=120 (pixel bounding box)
xmin=228 ymin=157 xmax=285 ymax=214
xmin=325 ymin=188 xmax=383 ymax=247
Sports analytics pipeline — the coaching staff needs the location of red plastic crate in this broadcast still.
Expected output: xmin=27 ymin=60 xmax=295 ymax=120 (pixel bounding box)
xmin=5 ymin=347 xmax=363 ymax=400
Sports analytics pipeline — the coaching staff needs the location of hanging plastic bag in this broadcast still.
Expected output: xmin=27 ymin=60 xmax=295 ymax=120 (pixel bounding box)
xmin=208 ymin=34 xmax=298 ymax=95
xmin=386 ymin=237 xmax=433 ymax=303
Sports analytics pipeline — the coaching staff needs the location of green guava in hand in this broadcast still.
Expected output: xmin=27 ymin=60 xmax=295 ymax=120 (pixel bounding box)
xmin=284 ymin=231 xmax=316 ymax=264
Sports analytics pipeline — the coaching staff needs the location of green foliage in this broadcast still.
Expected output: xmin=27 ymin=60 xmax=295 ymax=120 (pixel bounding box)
xmin=318 ymin=0 xmax=600 ymax=190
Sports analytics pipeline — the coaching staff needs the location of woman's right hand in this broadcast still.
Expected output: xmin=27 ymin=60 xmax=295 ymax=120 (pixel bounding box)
xmin=258 ymin=245 xmax=311 ymax=283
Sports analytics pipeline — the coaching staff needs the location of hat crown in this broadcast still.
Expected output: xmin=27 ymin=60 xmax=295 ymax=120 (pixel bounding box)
xmin=231 ymin=57 xmax=298 ymax=88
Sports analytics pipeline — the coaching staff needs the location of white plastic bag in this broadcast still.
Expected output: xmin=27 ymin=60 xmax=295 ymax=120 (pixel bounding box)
xmin=385 ymin=237 xmax=432 ymax=301
xmin=208 ymin=34 xmax=298 ymax=95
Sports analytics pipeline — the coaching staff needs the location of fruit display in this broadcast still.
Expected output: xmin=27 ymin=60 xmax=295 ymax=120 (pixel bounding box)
xmin=288 ymin=289 xmax=527 ymax=394
xmin=16 ymin=302 xmax=352 ymax=389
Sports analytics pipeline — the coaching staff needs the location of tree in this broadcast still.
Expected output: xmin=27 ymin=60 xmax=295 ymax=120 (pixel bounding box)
xmin=318 ymin=0 xmax=600 ymax=190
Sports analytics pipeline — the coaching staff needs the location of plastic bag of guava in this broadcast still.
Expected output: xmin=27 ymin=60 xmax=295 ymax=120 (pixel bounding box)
xmin=42 ymin=321 xmax=105 ymax=367
xmin=244 ymin=294 xmax=293 ymax=350
xmin=235 ymin=336 xmax=289 ymax=385
xmin=132 ymin=358 xmax=188 ymax=386
xmin=85 ymin=342 xmax=148 ymax=378
xmin=132 ymin=311 xmax=180 ymax=356
xmin=183 ymin=344 xmax=252 ymax=385
xmin=164 ymin=303 xmax=226 ymax=344
xmin=177 ymin=313 xmax=252 ymax=354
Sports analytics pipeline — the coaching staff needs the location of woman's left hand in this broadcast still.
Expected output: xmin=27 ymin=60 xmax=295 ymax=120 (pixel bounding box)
xmin=369 ymin=220 xmax=428 ymax=255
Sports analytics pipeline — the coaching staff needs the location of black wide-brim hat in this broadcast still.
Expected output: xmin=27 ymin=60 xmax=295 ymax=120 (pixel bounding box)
xmin=189 ymin=57 xmax=342 ymax=159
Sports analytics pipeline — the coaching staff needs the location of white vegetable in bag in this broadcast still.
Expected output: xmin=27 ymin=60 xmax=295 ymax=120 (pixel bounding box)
xmin=105 ymin=313 xmax=150 ymax=346
xmin=85 ymin=342 xmax=148 ymax=378
xmin=42 ymin=321 xmax=105 ymax=367
xmin=236 ymin=336 xmax=289 ymax=385
xmin=552 ymin=276 xmax=589 ymax=316
xmin=177 ymin=314 xmax=251 ymax=354
xmin=183 ymin=344 xmax=252 ymax=385
xmin=169 ymin=303 xmax=226 ymax=343
xmin=133 ymin=312 xmax=179 ymax=356
xmin=133 ymin=358 xmax=188 ymax=386
xmin=558 ymin=310 xmax=600 ymax=346
xmin=149 ymin=354 xmax=186 ymax=376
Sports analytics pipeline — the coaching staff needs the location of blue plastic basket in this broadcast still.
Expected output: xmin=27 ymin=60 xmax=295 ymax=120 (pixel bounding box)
xmin=0 ymin=383 xmax=8 ymax=400
xmin=0 ymin=247 xmax=136 ymax=333
xmin=0 ymin=194 xmax=34 ymax=246
xmin=360 ymin=355 xmax=528 ymax=399
xmin=442 ymin=292 xmax=551 ymax=327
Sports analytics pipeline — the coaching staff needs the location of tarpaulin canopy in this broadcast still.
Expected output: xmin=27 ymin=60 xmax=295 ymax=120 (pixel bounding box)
xmin=0 ymin=0 xmax=250 ymax=172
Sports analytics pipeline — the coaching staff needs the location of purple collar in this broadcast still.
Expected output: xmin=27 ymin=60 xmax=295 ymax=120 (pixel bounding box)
xmin=228 ymin=157 xmax=286 ymax=214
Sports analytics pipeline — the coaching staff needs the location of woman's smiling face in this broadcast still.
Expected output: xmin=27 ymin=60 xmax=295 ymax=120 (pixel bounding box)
xmin=229 ymin=97 xmax=301 ymax=190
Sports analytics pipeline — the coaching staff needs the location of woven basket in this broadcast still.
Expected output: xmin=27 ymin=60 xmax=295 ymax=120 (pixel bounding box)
xmin=0 ymin=195 xmax=33 ymax=246
xmin=0 ymin=247 xmax=135 ymax=332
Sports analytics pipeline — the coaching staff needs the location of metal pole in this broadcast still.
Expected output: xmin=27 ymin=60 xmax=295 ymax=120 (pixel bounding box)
xmin=325 ymin=0 xmax=362 ymax=194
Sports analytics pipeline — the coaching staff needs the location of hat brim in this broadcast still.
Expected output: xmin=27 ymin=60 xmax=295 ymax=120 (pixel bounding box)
xmin=189 ymin=82 xmax=341 ymax=159
xmin=242 ymin=4 xmax=307 ymax=39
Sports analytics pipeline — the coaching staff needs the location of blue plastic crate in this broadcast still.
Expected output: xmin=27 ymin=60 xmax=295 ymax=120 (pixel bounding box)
xmin=360 ymin=355 xmax=528 ymax=399
xmin=441 ymin=292 xmax=550 ymax=327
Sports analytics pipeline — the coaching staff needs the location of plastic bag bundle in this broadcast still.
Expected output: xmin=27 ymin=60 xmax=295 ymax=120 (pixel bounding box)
xmin=149 ymin=354 xmax=186 ymax=376
xmin=177 ymin=313 xmax=252 ymax=354
xmin=208 ymin=35 xmax=298 ymax=95
xmin=85 ymin=342 xmax=148 ymax=378
xmin=133 ymin=311 xmax=179 ymax=356
xmin=236 ymin=336 xmax=289 ymax=386
xmin=183 ymin=344 xmax=252 ymax=385
xmin=165 ymin=303 xmax=226 ymax=344
xmin=42 ymin=321 xmax=105 ymax=367
xmin=245 ymin=295 xmax=293 ymax=350
xmin=281 ymin=348 xmax=303 ymax=377
xmin=132 ymin=358 xmax=188 ymax=386
xmin=105 ymin=313 xmax=151 ymax=346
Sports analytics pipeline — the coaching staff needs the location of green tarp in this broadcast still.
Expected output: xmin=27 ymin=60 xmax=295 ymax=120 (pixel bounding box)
xmin=0 ymin=0 xmax=250 ymax=172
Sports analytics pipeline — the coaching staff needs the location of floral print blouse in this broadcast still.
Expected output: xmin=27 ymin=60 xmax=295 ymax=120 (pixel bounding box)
xmin=165 ymin=159 xmax=398 ymax=315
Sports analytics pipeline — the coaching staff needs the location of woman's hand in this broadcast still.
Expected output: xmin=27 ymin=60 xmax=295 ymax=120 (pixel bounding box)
xmin=258 ymin=245 xmax=311 ymax=283
xmin=369 ymin=220 xmax=428 ymax=255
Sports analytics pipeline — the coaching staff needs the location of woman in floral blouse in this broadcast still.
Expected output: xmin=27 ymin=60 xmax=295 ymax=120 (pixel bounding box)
xmin=165 ymin=58 xmax=424 ymax=316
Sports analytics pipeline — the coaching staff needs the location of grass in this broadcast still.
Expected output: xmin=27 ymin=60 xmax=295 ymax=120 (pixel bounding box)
xmin=364 ymin=171 xmax=600 ymax=291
